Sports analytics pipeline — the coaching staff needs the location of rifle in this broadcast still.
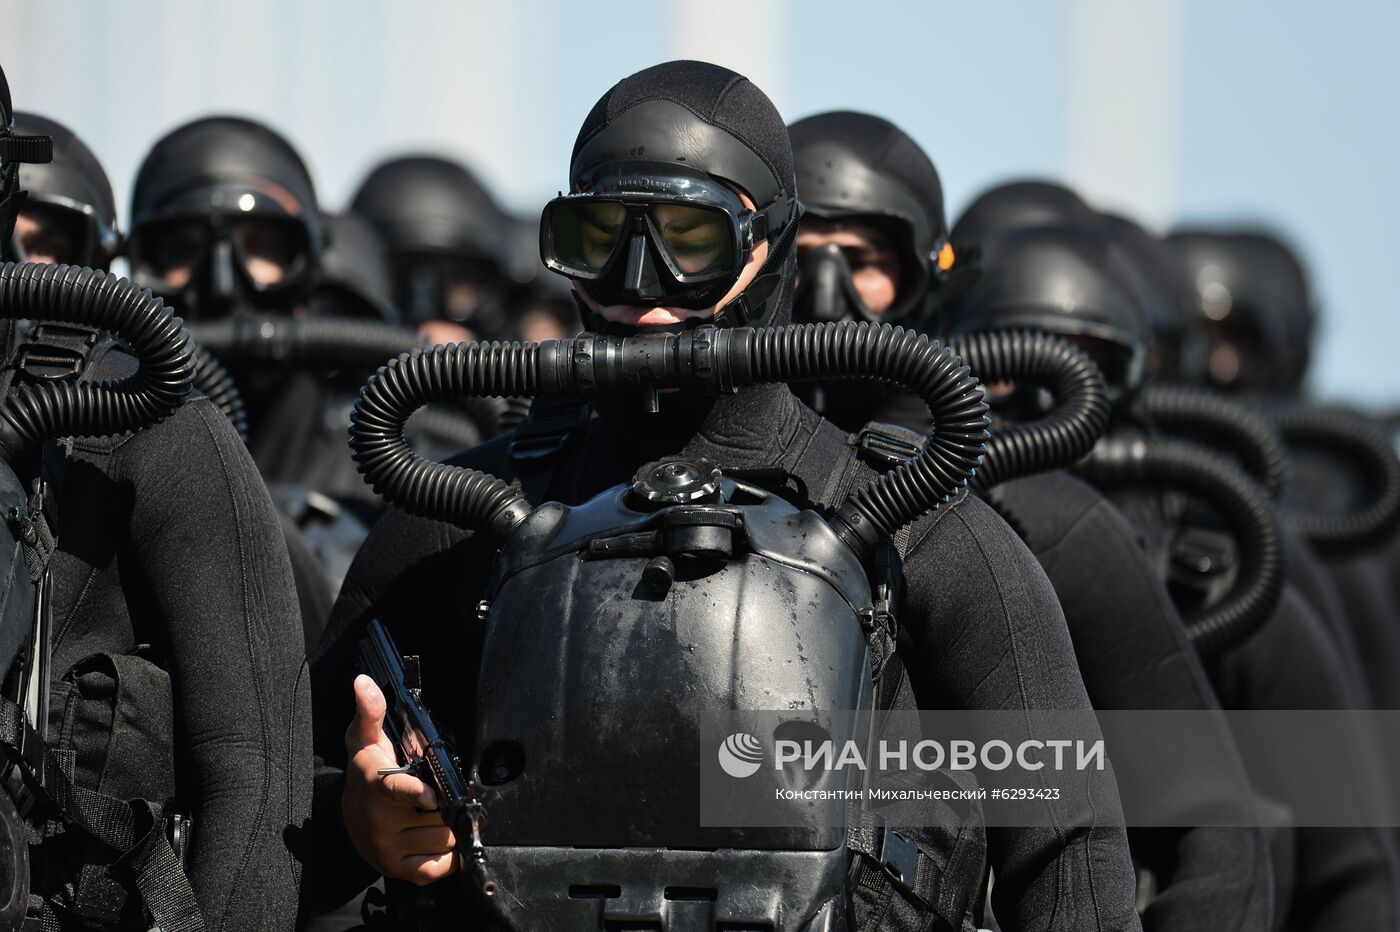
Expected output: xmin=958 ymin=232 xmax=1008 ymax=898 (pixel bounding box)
xmin=358 ymin=619 xmax=486 ymax=859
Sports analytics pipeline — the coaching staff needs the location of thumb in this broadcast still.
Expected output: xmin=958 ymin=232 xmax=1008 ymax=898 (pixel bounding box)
xmin=346 ymin=674 xmax=392 ymax=755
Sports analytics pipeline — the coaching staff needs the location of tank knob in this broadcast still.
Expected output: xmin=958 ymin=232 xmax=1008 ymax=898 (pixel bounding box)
xmin=628 ymin=457 xmax=722 ymax=509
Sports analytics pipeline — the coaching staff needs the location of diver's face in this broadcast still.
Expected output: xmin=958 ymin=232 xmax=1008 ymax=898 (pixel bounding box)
xmin=14 ymin=203 xmax=84 ymax=265
xmin=135 ymin=215 xmax=305 ymax=291
xmin=1208 ymin=336 xmax=1243 ymax=386
xmin=233 ymin=217 xmax=301 ymax=286
xmin=1203 ymin=317 xmax=1275 ymax=392
xmin=574 ymin=188 xmax=770 ymax=327
xmin=796 ymin=218 xmax=901 ymax=316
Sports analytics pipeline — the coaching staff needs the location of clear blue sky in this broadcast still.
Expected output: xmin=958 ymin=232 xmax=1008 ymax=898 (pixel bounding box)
xmin=2 ymin=0 xmax=1396 ymax=402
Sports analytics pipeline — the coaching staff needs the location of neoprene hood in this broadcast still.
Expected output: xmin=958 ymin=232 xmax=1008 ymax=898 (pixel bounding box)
xmin=562 ymin=60 xmax=800 ymax=331
xmin=789 ymin=110 xmax=947 ymax=324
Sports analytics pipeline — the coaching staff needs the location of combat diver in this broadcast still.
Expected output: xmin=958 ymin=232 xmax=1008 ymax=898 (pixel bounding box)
xmin=0 ymin=92 xmax=309 ymax=930
xmin=786 ymin=110 xmax=950 ymax=432
xmin=309 ymin=60 xmax=1143 ymax=932
xmin=1164 ymin=228 xmax=1400 ymax=714
xmin=945 ymin=216 xmax=1400 ymax=932
xmin=350 ymin=154 xmax=519 ymax=346
xmin=790 ymin=122 xmax=1273 ymax=930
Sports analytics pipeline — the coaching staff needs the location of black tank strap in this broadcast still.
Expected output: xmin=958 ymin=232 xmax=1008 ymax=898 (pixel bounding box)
xmin=2 ymin=322 xmax=110 ymax=576
xmin=846 ymin=811 xmax=941 ymax=907
xmin=10 ymin=469 xmax=58 ymax=588
xmin=7 ymin=321 xmax=130 ymax=561
xmin=843 ymin=422 xmax=928 ymax=558
xmin=826 ymin=420 xmax=929 ymax=693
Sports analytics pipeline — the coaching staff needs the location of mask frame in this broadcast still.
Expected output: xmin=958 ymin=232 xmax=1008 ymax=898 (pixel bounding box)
xmin=794 ymin=242 xmax=878 ymax=324
xmin=10 ymin=195 xmax=121 ymax=268
xmin=128 ymin=181 xmax=319 ymax=318
xmin=540 ymin=162 xmax=794 ymax=312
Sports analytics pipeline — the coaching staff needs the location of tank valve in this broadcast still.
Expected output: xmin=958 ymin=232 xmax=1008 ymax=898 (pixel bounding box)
xmin=642 ymin=555 xmax=675 ymax=595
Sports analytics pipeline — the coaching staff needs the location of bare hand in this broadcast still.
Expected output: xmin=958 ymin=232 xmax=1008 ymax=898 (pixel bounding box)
xmin=342 ymin=674 xmax=460 ymax=884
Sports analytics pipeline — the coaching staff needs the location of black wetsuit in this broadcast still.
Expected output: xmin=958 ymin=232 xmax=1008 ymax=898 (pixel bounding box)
xmin=836 ymin=387 xmax=1275 ymax=929
xmin=996 ymin=471 xmax=1274 ymax=932
xmin=27 ymin=351 xmax=311 ymax=931
xmin=1280 ymin=534 xmax=1373 ymax=704
xmin=309 ymin=384 xmax=1143 ymax=931
xmin=245 ymin=369 xmax=384 ymax=650
xmin=1108 ymin=487 xmax=1400 ymax=932
xmin=247 ymin=371 xmax=372 ymax=510
xmin=1286 ymin=444 xmax=1400 ymax=710
xmin=1317 ymin=549 xmax=1400 ymax=708
xmin=1210 ymin=587 xmax=1400 ymax=931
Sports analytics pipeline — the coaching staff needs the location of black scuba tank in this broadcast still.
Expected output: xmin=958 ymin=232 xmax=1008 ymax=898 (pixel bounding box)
xmin=474 ymin=459 xmax=874 ymax=929
xmin=349 ymin=320 xmax=989 ymax=931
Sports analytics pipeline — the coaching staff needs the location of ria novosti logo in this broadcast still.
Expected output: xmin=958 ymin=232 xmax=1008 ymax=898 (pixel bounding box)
xmin=718 ymin=733 xmax=764 ymax=778
xmin=717 ymin=732 xmax=1106 ymax=778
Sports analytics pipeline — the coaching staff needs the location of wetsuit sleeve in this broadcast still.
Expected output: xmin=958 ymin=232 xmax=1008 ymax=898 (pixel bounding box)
xmin=899 ymin=492 xmax=1143 ymax=932
xmin=117 ymin=397 xmax=311 ymax=932
xmin=997 ymin=474 xmax=1274 ymax=932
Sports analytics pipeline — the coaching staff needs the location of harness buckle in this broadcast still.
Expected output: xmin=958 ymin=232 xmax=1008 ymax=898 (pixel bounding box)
xmin=880 ymin=824 xmax=920 ymax=889
xmin=15 ymin=324 xmax=100 ymax=383
xmin=855 ymin=425 xmax=923 ymax=470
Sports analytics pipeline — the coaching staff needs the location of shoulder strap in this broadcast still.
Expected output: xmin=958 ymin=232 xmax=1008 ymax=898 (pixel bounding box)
xmin=10 ymin=468 xmax=59 ymax=589
xmin=836 ymin=422 xmax=991 ymax=924
xmin=830 ymin=420 xmax=929 ymax=693
xmin=506 ymin=397 xmax=594 ymax=506
xmin=6 ymin=320 xmax=118 ymax=576
xmin=842 ymin=422 xmax=928 ymax=559
xmin=4 ymin=322 xmax=98 ymax=577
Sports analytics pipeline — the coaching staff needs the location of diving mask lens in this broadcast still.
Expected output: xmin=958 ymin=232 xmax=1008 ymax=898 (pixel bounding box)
xmin=544 ymin=199 xmax=629 ymax=277
xmin=644 ymin=202 xmax=736 ymax=280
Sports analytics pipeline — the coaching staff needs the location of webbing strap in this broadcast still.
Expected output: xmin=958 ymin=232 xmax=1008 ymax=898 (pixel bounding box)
xmin=846 ymin=808 xmax=941 ymax=907
xmin=11 ymin=474 xmax=57 ymax=587
xmin=0 ymin=695 xmax=204 ymax=931
xmin=846 ymin=787 xmax=990 ymax=931
xmin=830 ymin=421 xmax=933 ymax=692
